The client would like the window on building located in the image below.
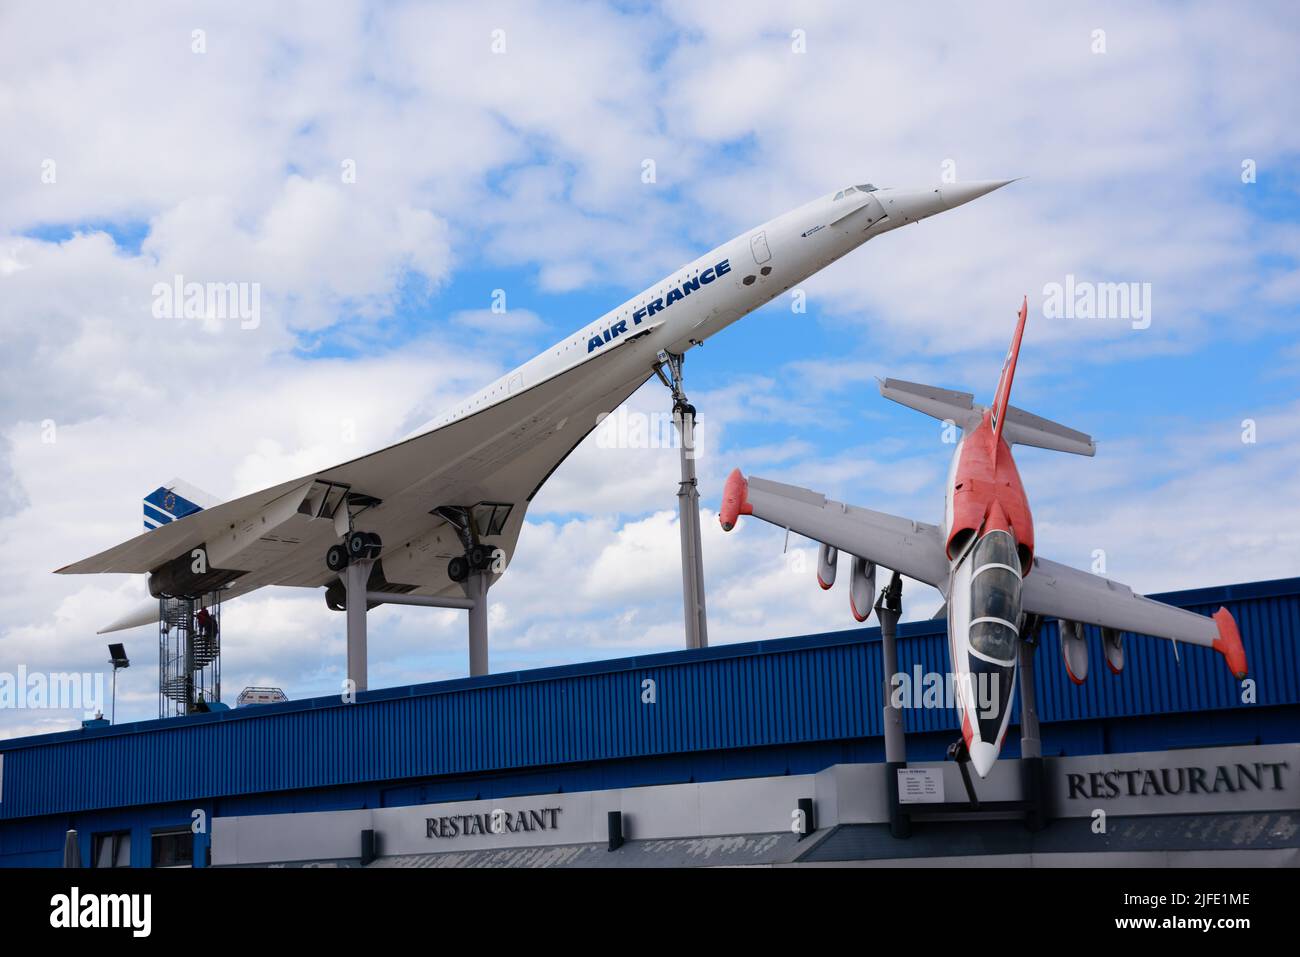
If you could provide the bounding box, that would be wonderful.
[151,827,193,868]
[93,830,131,868]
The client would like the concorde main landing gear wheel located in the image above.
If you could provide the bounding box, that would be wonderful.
[326,532,381,573]
[448,544,494,585]
[326,544,349,572]
[347,530,381,560]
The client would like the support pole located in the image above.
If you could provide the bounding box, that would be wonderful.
[1018,633,1042,759]
[658,351,708,650]
[875,570,911,838]
[465,570,489,677]
[1018,622,1047,831]
[345,558,371,693]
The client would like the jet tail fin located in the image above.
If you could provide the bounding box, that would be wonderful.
[143,478,219,532]
[989,295,1028,448]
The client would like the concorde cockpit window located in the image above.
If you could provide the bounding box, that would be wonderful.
[833,190,845,201]
[843,185,856,195]
[856,184,877,192]
[968,529,1022,662]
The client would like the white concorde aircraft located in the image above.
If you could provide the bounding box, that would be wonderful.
[59,179,1014,636]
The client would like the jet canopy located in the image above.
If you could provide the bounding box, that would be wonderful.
[968,529,1022,664]
[833,184,878,201]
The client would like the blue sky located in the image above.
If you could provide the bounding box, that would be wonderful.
[1,0,1297,734]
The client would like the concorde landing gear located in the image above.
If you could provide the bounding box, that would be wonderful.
[326,531,382,573]
[323,511,494,693]
[433,506,494,678]
[445,542,495,585]
[322,528,384,693]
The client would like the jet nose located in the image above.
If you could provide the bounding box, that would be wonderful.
[968,739,999,779]
[937,179,1018,211]
[871,179,1017,231]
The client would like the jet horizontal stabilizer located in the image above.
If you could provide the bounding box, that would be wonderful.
[998,405,1095,456]
[877,377,1094,456]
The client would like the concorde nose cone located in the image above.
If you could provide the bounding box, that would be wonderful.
[938,179,1018,211]
[968,739,999,779]
[98,599,160,634]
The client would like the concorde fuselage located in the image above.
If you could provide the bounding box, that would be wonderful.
[418,182,1007,434]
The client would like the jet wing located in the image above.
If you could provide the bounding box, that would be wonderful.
[721,472,951,592]
[1022,556,1247,677]
[58,330,666,628]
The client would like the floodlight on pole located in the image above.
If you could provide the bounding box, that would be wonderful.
[108,642,130,724]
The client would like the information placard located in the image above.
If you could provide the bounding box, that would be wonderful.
[897,767,944,804]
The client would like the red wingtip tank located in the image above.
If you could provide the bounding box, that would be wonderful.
[719,468,752,532]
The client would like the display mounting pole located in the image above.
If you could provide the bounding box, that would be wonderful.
[465,570,490,677]
[344,558,372,693]
[875,570,911,838]
[1018,615,1047,831]
[656,350,708,650]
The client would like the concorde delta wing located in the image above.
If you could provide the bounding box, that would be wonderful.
[57,332,660,616]
[719,471,950,592]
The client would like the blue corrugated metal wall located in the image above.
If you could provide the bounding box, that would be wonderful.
[1,577,1296,823]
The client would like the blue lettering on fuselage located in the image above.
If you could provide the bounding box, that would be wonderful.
[591,258,731,353]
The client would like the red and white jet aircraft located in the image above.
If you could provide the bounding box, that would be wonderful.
[720,297,1248,778]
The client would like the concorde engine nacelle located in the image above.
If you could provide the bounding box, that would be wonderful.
[817,543,837,590]
[849,556,876,623]
[147,547,244,600]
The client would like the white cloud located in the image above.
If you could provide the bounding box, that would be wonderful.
[450,307,548,339]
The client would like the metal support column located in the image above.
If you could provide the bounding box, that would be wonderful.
[1018,618,1047,831]
[657,351,708,650]
[875,570,911,838]
[344,558,371,693]
[465,570,490,677]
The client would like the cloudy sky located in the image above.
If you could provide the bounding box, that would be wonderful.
[2,1,1297,738]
